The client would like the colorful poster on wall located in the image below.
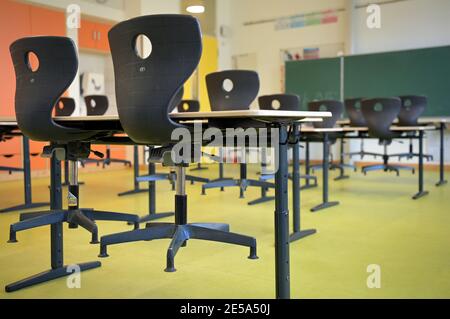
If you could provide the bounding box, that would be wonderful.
[275,9,342,31]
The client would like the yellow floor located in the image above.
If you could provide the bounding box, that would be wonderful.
[0,164,449,299]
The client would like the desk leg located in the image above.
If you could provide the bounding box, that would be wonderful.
[118,146,147,196]
[436,123,447,187]
[290,124,316,243]
[0,136,49,213]
[334,137,350,181]
[274,125,290,299]
[300,141,316,190]
[413,131,429,200]
[132,161,174,224]
[311,133,339,212]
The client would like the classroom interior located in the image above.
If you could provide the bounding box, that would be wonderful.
[0,0,449,299]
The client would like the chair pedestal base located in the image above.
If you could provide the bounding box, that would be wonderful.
[99,222,258,272]
[289,229,317,243]
[10,209,139,245]
[310,201,339,212]
[362,164,415,176]
[202,178,273,198]
[132,212,175,224]
[5,261,101,293]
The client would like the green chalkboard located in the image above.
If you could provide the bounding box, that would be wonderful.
[344,46,450,117]
[285,57,341,111]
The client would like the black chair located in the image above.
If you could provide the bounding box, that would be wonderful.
[391,95,433,162]
[98,15,257,272]
[83,95,132,168]
[55,97,76,116]
[361,98,415,175]
[307,100,356,179]
[6,36,140,292]
[344,97,381,159]
[248,94,318,205]
[200,70,274,198]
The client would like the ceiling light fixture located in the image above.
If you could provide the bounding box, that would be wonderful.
[186,5,205,14]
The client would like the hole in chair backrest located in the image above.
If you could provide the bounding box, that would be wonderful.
[26,51,39,72]
[182,102,189,111]
[354,100,361,110]
[222,79,234,93]
[134,34,152,60]
[58,101,64,110]
[319,104,328,112]
[404,99,412,111]
[271,99,281,110]
[90,99,97,108]
[374,102,383,112]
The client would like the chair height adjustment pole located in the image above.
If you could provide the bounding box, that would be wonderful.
[175,166,187,226]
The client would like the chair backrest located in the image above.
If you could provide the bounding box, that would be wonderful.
[108,15,202,145]
[55,97,76,116]
[361,97,401,140]
[10,36,93,142]
[308,100,343,128]
[85,95,109,116]
[398,95,427,126]
[258,94,300,111]
[206,70,259,111]
[178,100,200,113]
[345,98,366,127]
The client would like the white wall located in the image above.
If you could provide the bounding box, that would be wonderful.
[353,0,450,54]
[221,0,347,96]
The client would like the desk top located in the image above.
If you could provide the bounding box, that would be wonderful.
[338,117,449,126]
[1,110,331,128]
[301,126,436,133]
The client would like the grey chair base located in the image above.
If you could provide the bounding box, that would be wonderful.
[311,163,356,181]
[413,191,429,200]
[202,178,273,198]
[346,151,381,159]
[9,209,139,245]
[393,153,433,162]
[362,164,415,176]
[99,222,258,272]
[5,260,101,293]
[103,158,132,168]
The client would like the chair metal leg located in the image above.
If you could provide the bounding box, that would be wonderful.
[165,226,190,272]
[9,210,66,243]
[186,175,210,184]
[67,210,99,244]
[190,222,230,232]
[202,179,238,194]
[187,225,258,258]
[99,224,175,257]
[82,209,139,229]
